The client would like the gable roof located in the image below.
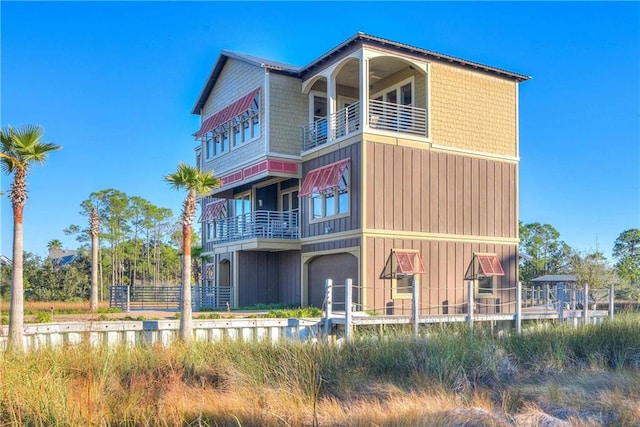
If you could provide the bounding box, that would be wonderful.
[192,32,530,115]
[191,50,299,114]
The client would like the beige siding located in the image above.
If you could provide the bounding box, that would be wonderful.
[269,73,306,156]
[430,62,517,157]
[365,141,517,239]
[199,59,268,176]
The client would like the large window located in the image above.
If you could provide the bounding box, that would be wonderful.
[310,166,349,220]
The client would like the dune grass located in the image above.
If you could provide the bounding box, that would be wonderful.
[1,314,639,426]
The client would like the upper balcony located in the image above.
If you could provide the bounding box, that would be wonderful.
[303,100,428,151]
[204,209,300,253]
[301,51,430,153]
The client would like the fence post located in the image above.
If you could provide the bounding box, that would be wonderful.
[412,276,419,338]
[345,278,352,342]
[126,286,130,313]
[467,281,474,329]
[324,279,333,339]
[515,281,522,334]
[558,283,565,323]
[609,284,615,320]
[583,282,589,325]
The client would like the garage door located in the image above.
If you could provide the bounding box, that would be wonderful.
[307,253,358,309]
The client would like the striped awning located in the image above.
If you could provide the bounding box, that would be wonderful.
[298,158,350,196]
[464,253,505,279]
[194,87,260,138]
[199,199,226,223]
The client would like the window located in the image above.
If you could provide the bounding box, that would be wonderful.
[299,160,350,221]
[464,253,505,299]
[372,77,414,106]
[196,88,260,157]
[379,249,426,300]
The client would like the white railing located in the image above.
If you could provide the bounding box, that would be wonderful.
[212,209,299,243]
[368,99,427,136]
[302,99,427,151]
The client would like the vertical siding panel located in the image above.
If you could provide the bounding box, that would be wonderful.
[438,241,447,312]
[455,241,464,310]
[384,144,394,230]
[463,156,472,235]
[422,150,430,232]
[429,240,439,315]
[373,143,384,229]
[510,164,516,238]
[438,153,447,234]
[447,154,456,234]
[446,241,456,314]
[479,159,487,237]
[487,161,495,237]
[412,149,422,232]
[430,153,439,233]
[403,147,413,231]
[471,158,479,236]
[394,147,404,230]
[503,163,511,238]
[494,163,503,237]
[455,156,464,235]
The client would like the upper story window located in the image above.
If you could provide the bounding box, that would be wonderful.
[372,77,414,106]
[195,88,260,160]
[299,158,350,222]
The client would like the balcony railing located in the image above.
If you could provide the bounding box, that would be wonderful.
[368,99,427,136]
[210,209,299,244]
[302,100,427,151]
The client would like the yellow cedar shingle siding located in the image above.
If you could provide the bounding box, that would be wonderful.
[430,62,517,157]
[268,74,306,156]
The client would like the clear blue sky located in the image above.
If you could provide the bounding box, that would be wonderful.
[1,1,639,261]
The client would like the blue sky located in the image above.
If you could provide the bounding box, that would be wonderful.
[1,1,639,261]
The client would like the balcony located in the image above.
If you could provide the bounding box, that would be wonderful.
[209,209,299,245]
[302,100,427,151]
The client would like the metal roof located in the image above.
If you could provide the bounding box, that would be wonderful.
[531,274,577,283]
[192,32,531,115]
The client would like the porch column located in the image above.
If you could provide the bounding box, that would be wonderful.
[360,55,369,128]
[328,74,337,140]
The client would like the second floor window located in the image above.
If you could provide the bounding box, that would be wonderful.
[299,158,351,222]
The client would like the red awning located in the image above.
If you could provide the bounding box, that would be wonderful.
[199,199,226,223]
[464,253,505,279]
[298,158,350,196]
[194,88,260,138]
[379,249,426,279]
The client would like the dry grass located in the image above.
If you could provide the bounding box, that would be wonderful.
[0,300,111,313]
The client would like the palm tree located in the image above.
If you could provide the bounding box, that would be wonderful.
[47,239,63,258]
[1,124,60,350]
[89,206,100,311]
[164,163,220,341]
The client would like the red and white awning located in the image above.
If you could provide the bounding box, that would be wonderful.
[379,249,426,279]
[298,158,350,196]
[464,252,505,279]
[198,199,226,223]
[194,87,260,138]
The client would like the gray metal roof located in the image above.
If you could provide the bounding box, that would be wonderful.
[531,274,577,283]
[192,32,531,115]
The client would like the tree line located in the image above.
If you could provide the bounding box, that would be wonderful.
[519,222,640,299]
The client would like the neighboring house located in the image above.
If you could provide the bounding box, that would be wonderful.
[48,249,79,268]
[0,255,11,267]
[192,32,530,312]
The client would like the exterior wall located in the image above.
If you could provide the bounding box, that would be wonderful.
[238,251,300,306]
[364,140,517,239]
[268,73,306,156]
[364,237,518,315]
[430,62,517,157]
[300,141,362,238]
[199,58,267,176]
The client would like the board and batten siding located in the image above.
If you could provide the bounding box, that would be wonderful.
[238,251,301,306]
[300,142,362,238]
[365,237,518,315]
[365,141,517,239]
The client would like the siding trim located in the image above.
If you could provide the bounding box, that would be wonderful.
[363,229,519,246]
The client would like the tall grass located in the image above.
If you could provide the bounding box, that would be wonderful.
[0,315,638,426]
